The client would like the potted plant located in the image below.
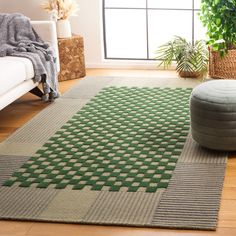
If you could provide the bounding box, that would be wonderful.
[199,0,236,79]
[42,0,79,38]
[155,36,208,78]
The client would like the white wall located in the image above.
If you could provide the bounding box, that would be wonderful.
[70,0,157,68]
[70,0,105,68]
[0,0,50,20]
[0,0,157,68]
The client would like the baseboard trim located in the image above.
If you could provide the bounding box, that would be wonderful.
[85,61,176,70]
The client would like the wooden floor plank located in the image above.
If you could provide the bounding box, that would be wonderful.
[221,187,236,200]
[24,224,236,236]
[0,221,33,236]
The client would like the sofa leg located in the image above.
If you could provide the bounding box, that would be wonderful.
[30,87,44,98]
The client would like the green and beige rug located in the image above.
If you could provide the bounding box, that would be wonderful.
[0,76,227,230]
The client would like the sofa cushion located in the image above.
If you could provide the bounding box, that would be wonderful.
[0,57,34,96]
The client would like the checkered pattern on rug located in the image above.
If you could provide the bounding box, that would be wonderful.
[4,87,192,192]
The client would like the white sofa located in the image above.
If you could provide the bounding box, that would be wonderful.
[0,21,60,111]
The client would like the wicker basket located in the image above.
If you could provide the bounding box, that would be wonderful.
[209,49,236,79]
[178,71,202,78]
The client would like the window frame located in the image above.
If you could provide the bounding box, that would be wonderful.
[103,0,201,60]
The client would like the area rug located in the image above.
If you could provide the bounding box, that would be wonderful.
[0,76,227,230]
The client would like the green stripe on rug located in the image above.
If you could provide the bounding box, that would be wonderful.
[3,87,192,192]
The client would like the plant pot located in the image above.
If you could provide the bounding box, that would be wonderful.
[56,19,72,38]
[178,71,202,78]
[209,49,236,79]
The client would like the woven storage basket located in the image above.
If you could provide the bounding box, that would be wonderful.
[209,49,236,79]
[178,71,201,78]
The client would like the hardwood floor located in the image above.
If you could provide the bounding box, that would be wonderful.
[0,69,236,236]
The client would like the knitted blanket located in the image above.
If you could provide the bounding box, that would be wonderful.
[0,13,59,100]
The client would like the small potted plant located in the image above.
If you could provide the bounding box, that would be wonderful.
[42,0,79,38]
[155,36,208,78]
[199,0,236,79]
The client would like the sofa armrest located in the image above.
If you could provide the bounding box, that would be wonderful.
[31,21,60,72]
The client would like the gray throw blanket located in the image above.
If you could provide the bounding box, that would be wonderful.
[0,13,59,100]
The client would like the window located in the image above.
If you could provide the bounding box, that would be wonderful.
[103,0,206,60]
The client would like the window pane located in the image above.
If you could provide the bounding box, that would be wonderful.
[148,0,192,9]
[148,10,192,59]
[194,11,206,40]
[194,0,201,9]
[105,0,146,8]
[105,9,147,58]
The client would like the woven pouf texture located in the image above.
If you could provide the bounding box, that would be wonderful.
[190,80,236,151]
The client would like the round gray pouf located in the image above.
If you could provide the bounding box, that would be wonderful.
[190,80,236,151]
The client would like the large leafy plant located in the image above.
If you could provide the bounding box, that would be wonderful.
[199,0,236,56]
[155,36,208,76]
